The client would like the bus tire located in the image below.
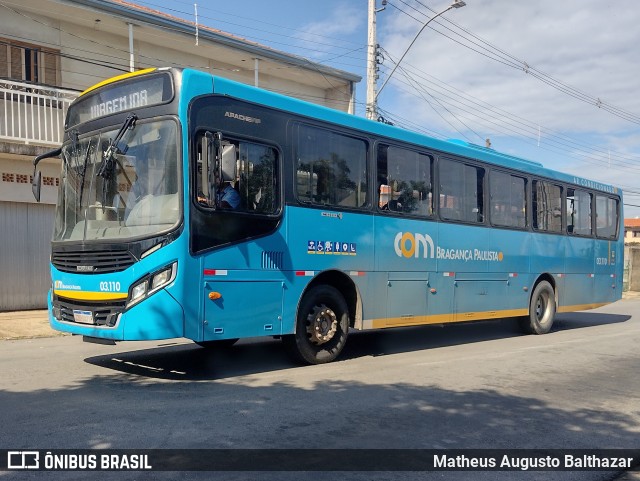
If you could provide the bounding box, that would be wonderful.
[283,285,349,365]
[196,338,239,349]
[520,280,556,335]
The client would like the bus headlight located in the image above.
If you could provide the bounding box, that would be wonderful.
[127,262,177,308]
[151,265,173,290]
[130,281,148,305]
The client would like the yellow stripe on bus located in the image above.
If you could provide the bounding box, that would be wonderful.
[365,308,529,330]
[365,302,612,329]
[79,68,157,97]
[557,303,608,313]
[54,290,128,302]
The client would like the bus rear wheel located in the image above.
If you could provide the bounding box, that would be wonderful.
[283,285,349,365]
[520,280,556,335]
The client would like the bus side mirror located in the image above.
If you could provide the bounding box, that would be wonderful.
[220,144,237,182]
[198,132,237,208]
[32,170,42,203]
[198,132,218,209]
[32,147,60,203]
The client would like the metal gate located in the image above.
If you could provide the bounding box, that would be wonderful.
[0,201,54,311]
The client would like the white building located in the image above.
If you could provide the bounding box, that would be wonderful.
[0,0,360,310]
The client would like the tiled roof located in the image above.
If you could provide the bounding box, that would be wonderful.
[624,218,640,228]
[110,0,263,50]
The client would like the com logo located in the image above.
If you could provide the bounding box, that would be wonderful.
[394,232,435,259]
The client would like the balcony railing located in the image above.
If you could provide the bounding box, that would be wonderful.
[0,79,78,147]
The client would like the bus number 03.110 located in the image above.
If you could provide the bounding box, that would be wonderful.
[99,281,121,292]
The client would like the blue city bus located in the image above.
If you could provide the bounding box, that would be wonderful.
[32,67,624,364]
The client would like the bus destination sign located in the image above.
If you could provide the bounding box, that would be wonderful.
[67,74,172,127]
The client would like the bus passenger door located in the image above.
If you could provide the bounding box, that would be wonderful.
[203,281,283,340]
[562,237,595,309]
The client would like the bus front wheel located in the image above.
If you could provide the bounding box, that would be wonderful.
[520,280,556,335]
[283,285,349,364]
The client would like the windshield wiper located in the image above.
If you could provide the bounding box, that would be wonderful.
[70,129,79,158]
[97,114,137,208]
[77,140,93,208]
[97,114,137,179]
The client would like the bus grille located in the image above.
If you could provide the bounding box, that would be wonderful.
[52,249,135,274]
[53,298,127,327]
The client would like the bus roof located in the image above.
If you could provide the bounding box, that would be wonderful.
[205,72,619,195]
[120,68,623,196]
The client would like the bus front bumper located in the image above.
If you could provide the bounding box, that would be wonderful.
[48,288,185,341]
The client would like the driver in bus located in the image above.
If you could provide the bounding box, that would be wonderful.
[217,179,241,209]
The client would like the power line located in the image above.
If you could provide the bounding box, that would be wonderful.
[386,0,640,126]
[382,66,640,175]
[379,57,640,170]
[4,0,639,190]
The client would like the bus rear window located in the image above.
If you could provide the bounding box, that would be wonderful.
[596,195,619,239]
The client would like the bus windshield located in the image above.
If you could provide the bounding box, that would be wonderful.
[53,119,180,242]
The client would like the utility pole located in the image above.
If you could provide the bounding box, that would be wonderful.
[370,0,465,121]
[366,0,385,120]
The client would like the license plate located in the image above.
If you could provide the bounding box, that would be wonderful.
[73,310,94,324]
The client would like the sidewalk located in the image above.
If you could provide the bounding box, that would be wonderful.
[0,309,65,340]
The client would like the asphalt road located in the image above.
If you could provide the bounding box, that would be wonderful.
[1,299,639,481]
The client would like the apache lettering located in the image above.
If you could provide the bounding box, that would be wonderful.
[224,111,261,124]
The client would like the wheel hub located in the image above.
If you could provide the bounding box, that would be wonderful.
[306,304,338,345]
[535,292,549,322]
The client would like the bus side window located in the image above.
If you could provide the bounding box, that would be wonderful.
[196,134,278,214]
[490,171,526,229]
[566,188,592,236]
[237,141,278,214]
[377,144,433,216]
[296,125,368,209]
[532,180,563,232]
[439,158,484,223]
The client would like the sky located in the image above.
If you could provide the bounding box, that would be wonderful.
[142,0,640,217]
